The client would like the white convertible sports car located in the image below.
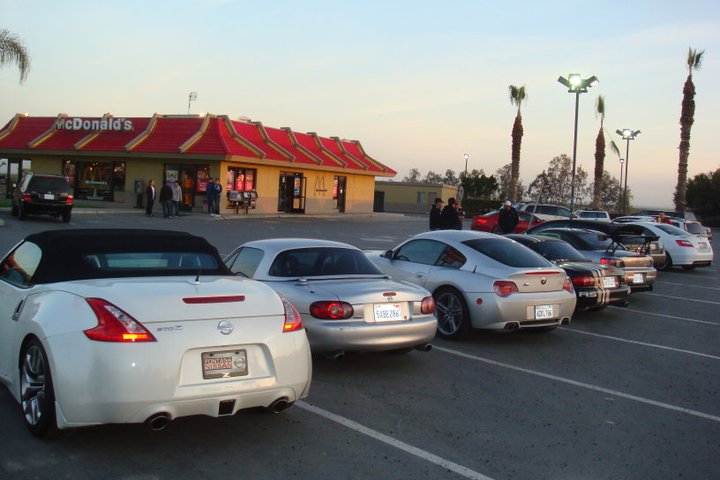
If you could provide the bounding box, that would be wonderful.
[0,229,312,437]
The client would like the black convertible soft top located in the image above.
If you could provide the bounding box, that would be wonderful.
[23,229,233,284]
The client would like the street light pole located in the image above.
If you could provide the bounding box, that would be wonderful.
[616,129,641,215]
[463,153,469,178]
[558,74,598,213]
[618,157,625,212]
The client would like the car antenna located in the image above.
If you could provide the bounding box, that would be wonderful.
[195,268,201,284]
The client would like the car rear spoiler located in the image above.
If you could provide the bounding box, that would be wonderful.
[602,224,658,255]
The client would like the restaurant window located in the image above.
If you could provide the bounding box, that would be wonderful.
[226,167,256,192]
[74,161,126,201]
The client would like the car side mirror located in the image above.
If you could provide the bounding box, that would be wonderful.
[381,249,394,259]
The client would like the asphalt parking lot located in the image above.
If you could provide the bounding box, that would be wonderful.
[1,211,718,480]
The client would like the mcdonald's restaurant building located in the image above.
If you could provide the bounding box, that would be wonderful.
[0,114,395,215]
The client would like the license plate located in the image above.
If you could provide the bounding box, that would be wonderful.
[373,303,403,322]
[632,273,644,284]
[698,242,707,250]
[602,276,617,288]
[43,193,55,200]
[534,305,554,319]
[201,349,247,379]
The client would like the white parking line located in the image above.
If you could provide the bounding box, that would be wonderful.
[609,306,719,326]
[297,401,494,480]
[434,346,720,424]
[558,327,720,360]
[655,280,720,291]
[643,293,720,305]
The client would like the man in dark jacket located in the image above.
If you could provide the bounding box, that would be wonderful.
[440,198,460,230]
[160,181,174,218]
[429,197,443,230]
[498,201,519,234]
[144,179,155,217]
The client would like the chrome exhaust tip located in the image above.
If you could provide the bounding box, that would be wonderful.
[504,322,520,331]
[561,317,571,325]
[146,413,171,431]
[268,397,291,413]
[415,343,432,352]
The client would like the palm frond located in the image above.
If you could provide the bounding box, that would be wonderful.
[0,28,31,83]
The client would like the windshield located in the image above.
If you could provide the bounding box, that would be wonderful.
[269,247,383,277]
[462,238,552,268]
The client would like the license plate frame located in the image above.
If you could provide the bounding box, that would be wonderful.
[534,304,554,320]
[201,349,248,379]
[632,273,644,284]
[373,303,403,322]
[42,193,55,200]
[602,276,617,288]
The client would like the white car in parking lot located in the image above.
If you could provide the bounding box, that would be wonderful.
[0,229,312,437]
[633,222,713,270]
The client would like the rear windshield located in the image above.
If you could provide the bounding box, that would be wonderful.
[83,252,219,271]
[654,224,691,236]
[29,176,71,192]
[573,231,614,249]
[534,241,588,262]
[462,238,551,268]
[685,223,706,234]
[269,247,383,277]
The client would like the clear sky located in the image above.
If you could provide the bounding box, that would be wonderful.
[2,0,718,209]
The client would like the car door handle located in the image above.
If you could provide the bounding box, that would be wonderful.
[414,272,425,279]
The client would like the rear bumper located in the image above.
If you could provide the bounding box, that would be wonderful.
[304,314,438,353]
[21,201,72,215]
[468,291,577,330]
[576,285,631,309]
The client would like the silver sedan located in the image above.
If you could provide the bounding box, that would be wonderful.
[224,239,437,356]
[366,230,577,339]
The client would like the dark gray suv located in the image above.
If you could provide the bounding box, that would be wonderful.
[11,172,74,222]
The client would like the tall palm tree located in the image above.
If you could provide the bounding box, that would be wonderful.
[675,47,704,213]
[0,28,31,83]
[508,84,526,202]
[592,96,607,209]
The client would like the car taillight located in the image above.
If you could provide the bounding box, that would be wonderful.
[676,239,694,247]
[280,295,303,332]
[600,258,617,266]
[474,218,488,225]
[420,296,435,314]
[563,277,574,293]
[65,194,74,204]
[572,275,596,287]
[493,281,518,297]
[22,194,31,201]
[84,298,156,342]
[309,301,354,320]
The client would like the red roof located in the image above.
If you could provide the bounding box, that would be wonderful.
[0,114,395,176]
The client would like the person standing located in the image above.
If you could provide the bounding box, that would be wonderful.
[455,201,466,230]
[656,211,672,224]
[429,197,443,230]
[213,178,222,215]
[171,180,182,217]
[144,179,156,217]
[206,178,217,215]
[160,181,174,218]
[440,197,460,230]
[498,200,519,234]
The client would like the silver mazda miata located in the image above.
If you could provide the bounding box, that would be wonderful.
[224,238,437,356]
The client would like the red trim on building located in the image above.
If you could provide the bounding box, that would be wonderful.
[0,114,396,176]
